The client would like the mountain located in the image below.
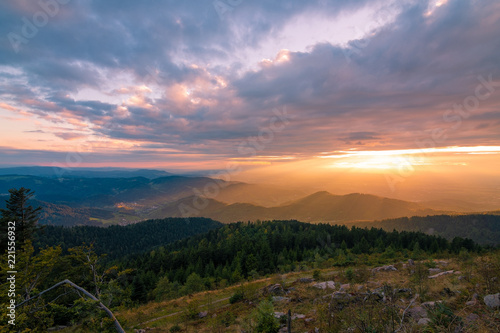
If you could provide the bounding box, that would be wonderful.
[151,191,442,223]
[0,174,312,225]
[212,182,311,207]
[0,166,173,179]
[419,198,497,213]
[347,214,500,245]
[0,175,229,208]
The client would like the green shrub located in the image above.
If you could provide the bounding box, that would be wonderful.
[345,267,354,282]
[255,300,280,333]
[229,290,245,304]
[313,269,322,281]
[170,324,182,332]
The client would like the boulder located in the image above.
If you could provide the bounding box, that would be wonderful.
[465,300,476,306]
[297,277,314,283]
[292,314,306,320]
[266,284,285,295]
[313,281,335,290]
[332,291,353,300]
[422,301,441,308]
[407,306,427,320]
[372,265,397,273]
[436,260,449,266]
[428,268,442,274]
[273,311,286,318]
[417,318,431,326]
[428,270,454,279]
[484,293,500,308]
[340,283,350,291]
[465,313,479,322]
[198,311,208,318]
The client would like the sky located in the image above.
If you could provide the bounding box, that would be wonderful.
[0,0,499,196]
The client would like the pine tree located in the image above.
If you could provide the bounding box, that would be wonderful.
[0,187,42,251]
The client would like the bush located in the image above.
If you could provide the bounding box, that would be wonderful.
[255,300,280,333]
[345,267,354,282]
[427,303,462,331]
[313,269,322,281]
[170,324,182,332]
[229,290,245,304]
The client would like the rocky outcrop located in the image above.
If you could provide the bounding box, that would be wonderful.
[313,281,335,290]
[372,265,397,273]
[484,293,500,308]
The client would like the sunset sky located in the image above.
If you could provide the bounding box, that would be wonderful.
[0,0,499,185]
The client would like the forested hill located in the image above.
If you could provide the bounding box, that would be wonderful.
[34,217,222,259]
[119,220,478,303]
[349,214,500,246]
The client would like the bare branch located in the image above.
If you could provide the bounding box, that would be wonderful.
[15,279,125,333]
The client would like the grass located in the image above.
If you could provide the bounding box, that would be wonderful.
[57,253,500,332]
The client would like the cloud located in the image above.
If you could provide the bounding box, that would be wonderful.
[0,0,499,167]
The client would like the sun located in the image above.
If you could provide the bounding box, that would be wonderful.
[330,155,416,170]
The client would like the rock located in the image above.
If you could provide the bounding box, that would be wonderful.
[332,291,353,300]
[297,277,314,283]
[454,271,462,275]
[465,313,479,322]
[428,270,454,279]
[340,283,350,291]
[272,296,290,302]
[366,281,382,289]
[465,300,476,306]
[274,311,286,318]
[292,314,306,320]
[408,259,415,266]
[437,260,449,266]
[484,293,500,308]
[305,318,314,323]
[429,268,442,274]
[407,306,427,320]
[472,293,479,300]
[278,328,288,333]
[418,318,431,326]
[198,311,208,318]
[372,265,398,273]
[313,281,335,290]
[266,284,285,295]
[422,301,442,308]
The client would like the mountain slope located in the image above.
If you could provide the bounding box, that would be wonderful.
[348,214,500,245]
[153,191,442,223]
[34,217,223,259]
[0,166,173,179]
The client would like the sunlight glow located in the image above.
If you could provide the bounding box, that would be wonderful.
[318,146,500,170]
